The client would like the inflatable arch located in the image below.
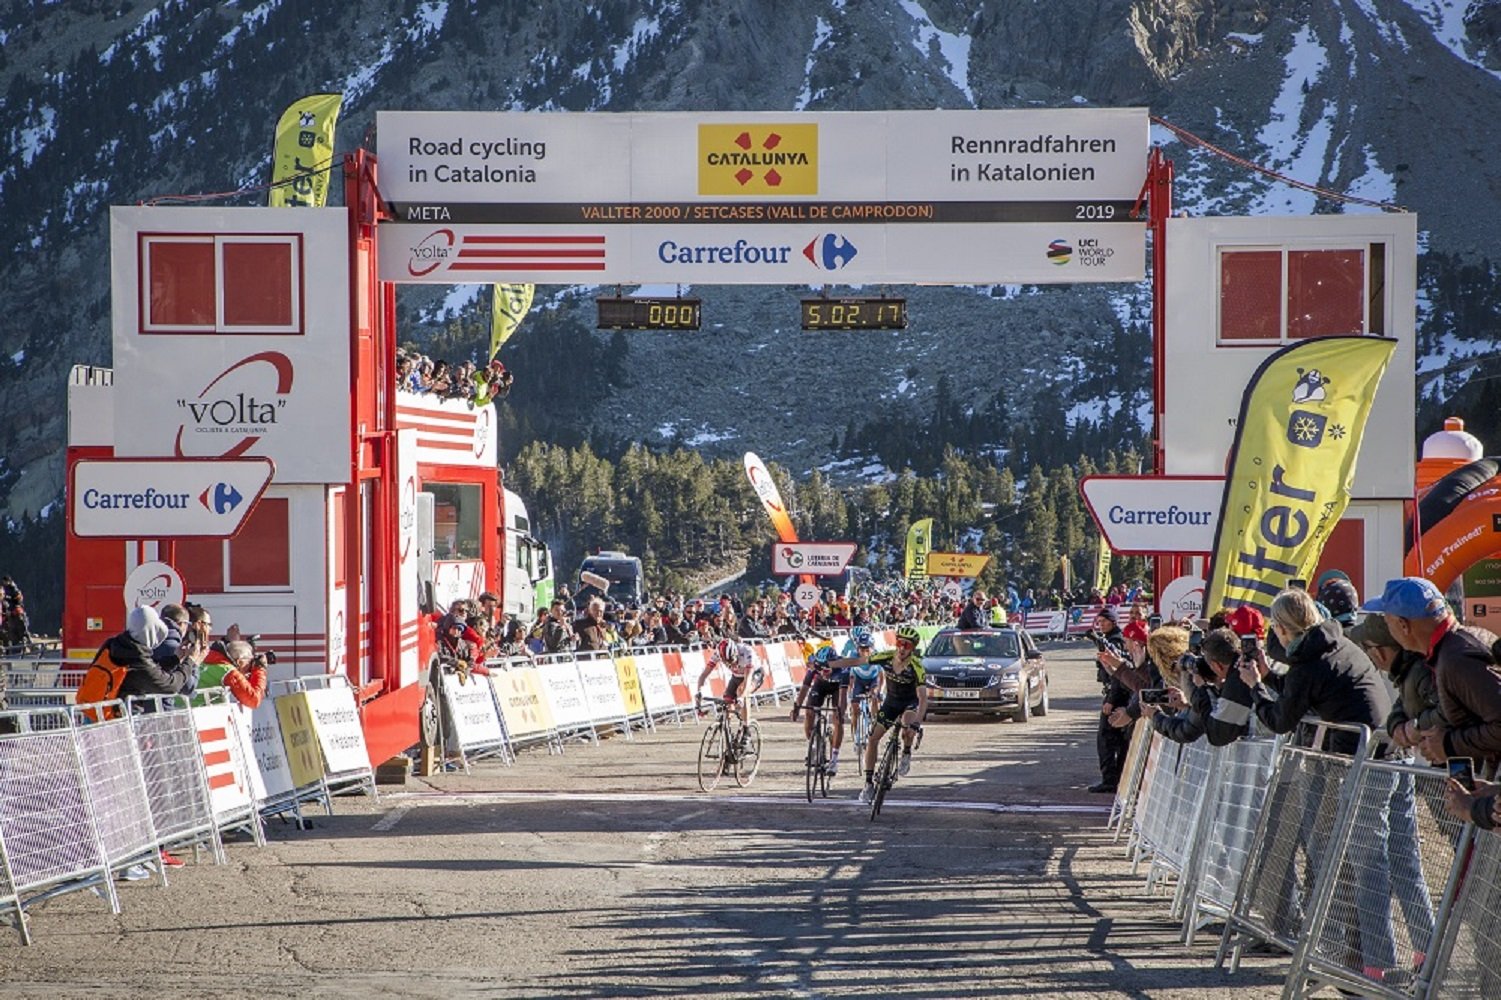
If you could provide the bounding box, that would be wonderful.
[1405,457,1501,592]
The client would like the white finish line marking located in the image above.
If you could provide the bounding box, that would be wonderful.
[382,789,1109,815]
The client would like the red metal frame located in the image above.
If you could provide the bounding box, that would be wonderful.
[1135,146,1178,599]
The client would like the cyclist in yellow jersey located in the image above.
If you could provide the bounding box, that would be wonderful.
[831,624,929,803]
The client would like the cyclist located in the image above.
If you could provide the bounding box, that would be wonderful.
[843,627,881,741]
[791,643,850,775]
[836,624,929,804]
[695,637,760,728]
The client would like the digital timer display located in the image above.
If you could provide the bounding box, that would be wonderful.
[801,297,907,331]
[596,297,702,331]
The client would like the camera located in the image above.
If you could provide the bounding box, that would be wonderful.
[1148,614,1161,629]
[1188,629,1203,653]
[1289,578,1307,591]
[1240,634,1260,657]
[1139,688,1171,706]
[1085,630,1107,652]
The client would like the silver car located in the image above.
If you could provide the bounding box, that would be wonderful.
[923,627,1049,722]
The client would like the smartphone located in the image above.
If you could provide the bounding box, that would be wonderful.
[1449,757,1477,792]
[1188,630,1203,653]
[1241,635,1260,657]
[1148,615,1162,629]
[1140,688,1170,705]
[1289,578,1307,591]
[1090,633,1108,652]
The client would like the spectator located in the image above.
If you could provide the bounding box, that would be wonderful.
[1088,606,1129,793]
[1192,626,1258,745]
[958,590,990,630]
[542,599,575,653]
[1317,576,1361,632]
[1136,626,1194,741]
[574,597,609,652]
[662,609,693,646]
[154,604,205,694]
[198,640,270,708]
[115,606,195,702]
[1362,577,1501,770]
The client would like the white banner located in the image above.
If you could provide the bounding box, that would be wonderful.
[194,703,254,818]
[302,685,371,775]
[376,109,1147,285]
[632,651,676,715]
[535,658,593,730]
[576,655,628,721]
[441,672,506,748]
[110,207,352,483]
[771,542,857,576]
[73,458,275,538]
[234,701,295,801]
[1079,475,1224,555]
[760,643,795,691]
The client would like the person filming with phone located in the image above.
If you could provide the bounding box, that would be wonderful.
[1085,606,1133,793]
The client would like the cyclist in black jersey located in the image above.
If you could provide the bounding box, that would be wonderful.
[831,624,929,803]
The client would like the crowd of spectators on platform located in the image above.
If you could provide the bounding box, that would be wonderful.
[0,575,30,652]
[395,347,513,404]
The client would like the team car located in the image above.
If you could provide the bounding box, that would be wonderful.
[922,627,1049,722]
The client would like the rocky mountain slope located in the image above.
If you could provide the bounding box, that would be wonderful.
[2,0,1500,530]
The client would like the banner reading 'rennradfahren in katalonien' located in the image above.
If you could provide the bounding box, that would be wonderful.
[905,518,933,580]
[269,93,343,208]
[1205,335,1397,613]
[489,283,535,362]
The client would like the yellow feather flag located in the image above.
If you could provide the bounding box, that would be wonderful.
[1093,534,1111,595]
[269,93,343,208]
[489,283,536,362]
[1205,335,1397,613]
[905,518,933,580]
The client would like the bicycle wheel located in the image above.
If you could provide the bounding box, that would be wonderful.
[853,701,871,753]
[734,721,762,786]
[697,723,726,792]
[818,718,833,798]
[804,723,823,803]
[870,737,898,820]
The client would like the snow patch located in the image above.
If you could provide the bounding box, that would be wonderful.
[17,106,56,167]
[1406,0,1501,80]
[1252,26,1333,214]
[796,16,835,110]
[898,0,973,104]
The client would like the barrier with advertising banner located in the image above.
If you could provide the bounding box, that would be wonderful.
[760,642,794,695]
[678,646,718,699]
[661,649,695,709]
[302,683,378,798]
[532,656,590,740]
[193,700,264,844]
[611,654,650,730]
[491,661,559,748]
[576,652,633,735]
[632,650,680,720]
[440,671,510,768]
[273,691,327,790]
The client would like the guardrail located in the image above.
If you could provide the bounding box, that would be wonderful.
[1118,715,1501,998]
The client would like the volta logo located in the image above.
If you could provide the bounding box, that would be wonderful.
[199,482,244,515]
[803,234,858,271]
[174,351,293,459]
[747,465,785,513]
[1046,239,1073,266]
[698,123,818,196]
[409,228,455,277]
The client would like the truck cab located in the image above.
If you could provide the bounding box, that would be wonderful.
[578,551,643,607]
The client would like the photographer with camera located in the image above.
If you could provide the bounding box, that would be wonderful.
[1085,607,1132,793]
[197,639,271,709]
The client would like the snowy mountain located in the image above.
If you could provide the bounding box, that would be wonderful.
[2,0,1500,529]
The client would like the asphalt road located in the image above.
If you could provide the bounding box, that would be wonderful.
[0,642,1293,999]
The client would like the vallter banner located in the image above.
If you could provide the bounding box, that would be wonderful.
[905,518,934,580]
[489,283,535,362]
[269,93,343,208]
[1205,335,1397,613]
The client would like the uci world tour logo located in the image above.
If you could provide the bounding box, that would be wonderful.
[1046,239,1073,266]
[174,351,293,458]
[803,233,858,271]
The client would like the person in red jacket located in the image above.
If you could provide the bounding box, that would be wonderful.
[199,640,270,709]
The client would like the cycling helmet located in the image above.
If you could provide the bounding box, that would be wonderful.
[896,624,921,647]
[851,625,873,647]
[811,644,835,665]
[717,638,735,660]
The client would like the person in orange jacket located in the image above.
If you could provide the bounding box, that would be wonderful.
[198,639,270,709]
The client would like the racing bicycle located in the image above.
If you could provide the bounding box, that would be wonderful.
[798,703,838,802]
[869,717,923,821]
[695,696,762,792]
[850,690,875,755]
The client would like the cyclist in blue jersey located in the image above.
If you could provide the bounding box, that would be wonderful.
[844,628,882,739]
[791,644,850,775]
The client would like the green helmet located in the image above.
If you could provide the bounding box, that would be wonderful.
[896,624,921,646]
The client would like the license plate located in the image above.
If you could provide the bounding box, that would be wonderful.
[942,688,981,699]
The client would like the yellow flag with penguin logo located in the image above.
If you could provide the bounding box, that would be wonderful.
[905,518,933,580]
[269,93,342,208]
[1093,534,1111,595]
[1205,335,1397,614]
[489,283,535,362]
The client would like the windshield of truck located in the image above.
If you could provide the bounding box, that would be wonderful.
[581,559,640,586]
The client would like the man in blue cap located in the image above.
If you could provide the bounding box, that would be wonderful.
[1362,577,1501,769]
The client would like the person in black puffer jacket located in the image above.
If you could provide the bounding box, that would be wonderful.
[114,605,195,703]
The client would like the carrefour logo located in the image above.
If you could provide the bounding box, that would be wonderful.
[199,482,244,514]
[803,233,858,271]
[657,238,792,265]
